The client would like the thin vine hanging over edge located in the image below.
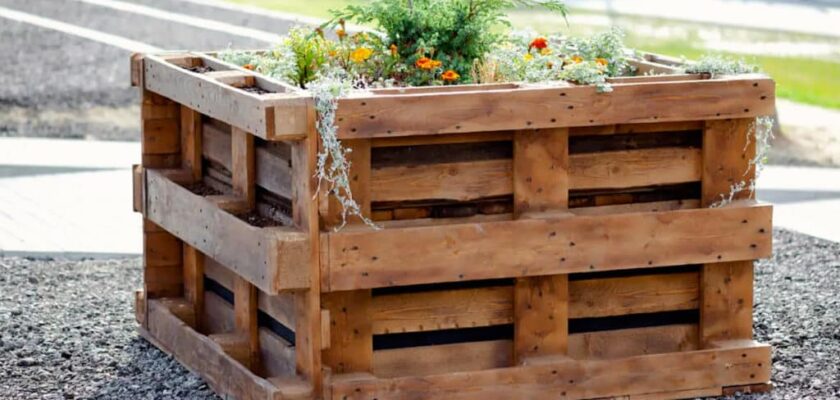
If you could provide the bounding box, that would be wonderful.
[710,116,775,208]
[309,73,380,231]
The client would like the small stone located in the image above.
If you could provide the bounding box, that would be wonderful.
[28,276,38,284]
[17,358,40,367]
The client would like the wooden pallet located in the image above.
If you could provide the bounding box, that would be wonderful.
[131,51,775,400]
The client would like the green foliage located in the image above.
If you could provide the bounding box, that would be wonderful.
[557,27,631,77]
[683,55,759,77]
[325,0,567,83]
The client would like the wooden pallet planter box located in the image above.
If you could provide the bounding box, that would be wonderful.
[132,51,775,400]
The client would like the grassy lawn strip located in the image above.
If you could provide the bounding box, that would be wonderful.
[226,0,840,110]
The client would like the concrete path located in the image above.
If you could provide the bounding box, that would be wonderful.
[1,138,838,258]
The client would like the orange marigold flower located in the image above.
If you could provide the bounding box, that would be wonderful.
[243,64,255,70]
[416,57,441,70]
[441,69,460,82]
[336,29,347,40]
[571,55,583,64]
[529,37,548,50]
[390,44,398,57]
[595,57,609,66]
[350,47,373,63]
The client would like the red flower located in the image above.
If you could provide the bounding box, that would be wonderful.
[529,37,548,51]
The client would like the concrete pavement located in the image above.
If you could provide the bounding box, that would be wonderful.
[1,137,838,258]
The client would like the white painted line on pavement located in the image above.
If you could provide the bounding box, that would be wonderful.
[0,138,139,169]
[76,0,284,43]
[0,5,162,53]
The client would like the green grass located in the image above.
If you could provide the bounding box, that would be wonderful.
[227,0,840,110]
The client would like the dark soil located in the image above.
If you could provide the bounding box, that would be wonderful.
[241,86,272,95]
[235,211,284,227]
[184,65,215,74]
[184,182,224,197]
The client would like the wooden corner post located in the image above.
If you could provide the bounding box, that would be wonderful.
[321,139,374,376]
[700,118,757,346]
[512,128,570,363]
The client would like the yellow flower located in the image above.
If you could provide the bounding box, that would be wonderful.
[571,55,583,64]
[540,48,552,56]
[523,53,534,61]
[390,44,398,57]
[595,58,609,66]
[350,47,373,63]
[441,69,460,82]
[336,29,347,40]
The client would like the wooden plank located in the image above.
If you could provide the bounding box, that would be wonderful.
[514,275,569,363]
[232,127,256,208]
[182,244,205,331]
[371,131,513,148]
[569,272,699,318]
[571,199,700,216]
[204,291,235,334]
[331,341,771,399]
[371,286,512,335]
[234,276,260,372]
[144,230,183,298]
[144,55,301,140]
[330,75,775,139]
[513,128,569,216]
[144,169,310,293]
[290,128,323,388]
[323,140,371,228]
[143,299,285,400]
[322,291,373,373]
[369,147,700,203]
[180,105,203,181]
[324,202,772,291]
[373,340,512,378]
[133,165,144,213]
[628,386,722,400]
[567,324,698,360]
[260,329,296,378]
[700,118,757,347]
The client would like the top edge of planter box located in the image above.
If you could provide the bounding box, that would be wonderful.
[132,51,776,142]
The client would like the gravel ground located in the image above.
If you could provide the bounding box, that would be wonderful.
[0,228,838,399]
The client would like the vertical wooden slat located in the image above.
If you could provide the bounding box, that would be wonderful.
[700,119,756,346]
[292,121,323,389]
[234,275,260,373]
[322,291,373,373]
[182,244,205,332]
[512,128,570,364]
[320,139,375,375]
[180,105,203,181]
[232,127,256,208]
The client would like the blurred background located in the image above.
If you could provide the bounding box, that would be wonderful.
[0,1,838,398]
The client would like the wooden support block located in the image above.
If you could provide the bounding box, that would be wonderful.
[324,139,371,228]
[234,276,259,373]
[231,127,255,208]
[700,118,758,347]
[209,333,251,371]
[514,275,569,364]
[132,164,144,213]
[144,230,183,298]
[182,244,205,332]
[180,105,203,182]
[513,128,570,364]
[322,290,373,374]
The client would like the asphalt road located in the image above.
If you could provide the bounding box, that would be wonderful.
[0,0,301,140]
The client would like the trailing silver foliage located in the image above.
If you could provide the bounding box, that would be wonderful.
[710,116,775,208]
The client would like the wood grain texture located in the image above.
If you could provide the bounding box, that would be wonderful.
[232,127,256,208]
[569,272,699,318]
[332,75,774,138]
[567,324,698,360]
[143,299,294,400]
[323,140,371,228]
[514,275,569,363]
[234,276,260,372]
[324,202,772,291]
[144,230,183,298]
[182,244,205,332]
[701,119,756,206]
[331,341,771,399]
[368,147,699,203]
[322,291,373,373]
[180,105,203,181]
[513,128,569,216]
[144,169,309,293]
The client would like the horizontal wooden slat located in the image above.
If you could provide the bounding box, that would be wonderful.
[371,286,513,334]
[204,257,297,329]
[144,169,309,293]
[329,75,774,138]
[332,340,771,399]
[369,271,698,334]
[370,324,699,378]
[323,202,772,291]
[144,299,291,400]
[369,147,700,203]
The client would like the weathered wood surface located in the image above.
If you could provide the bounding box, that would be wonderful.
[323,202,771,291]
[331,75,774,138]
[144,169,309,293]
[331,341,770,399]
